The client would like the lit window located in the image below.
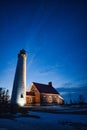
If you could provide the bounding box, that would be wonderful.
[29,97,32,103]
[49,96,52,103]
[54,96,57,102]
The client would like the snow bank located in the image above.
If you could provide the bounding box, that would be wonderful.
[0,111,87,130]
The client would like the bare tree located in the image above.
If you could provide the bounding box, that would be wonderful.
[78,94,85,104]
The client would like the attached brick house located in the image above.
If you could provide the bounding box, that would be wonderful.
[26,82,64,105]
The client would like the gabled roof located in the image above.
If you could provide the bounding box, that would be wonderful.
[32,82,59,94]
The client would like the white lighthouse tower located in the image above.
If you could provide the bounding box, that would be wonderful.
[11,49,27,106]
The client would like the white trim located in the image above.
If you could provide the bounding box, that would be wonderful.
[58,95,64,100]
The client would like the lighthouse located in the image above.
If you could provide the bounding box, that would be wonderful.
[11,49,27,106]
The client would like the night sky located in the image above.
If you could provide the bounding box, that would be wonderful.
[0,0,87,101]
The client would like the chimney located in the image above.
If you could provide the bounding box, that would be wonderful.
[48,82,52,86]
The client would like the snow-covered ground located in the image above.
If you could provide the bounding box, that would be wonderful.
[0,111,87,130]
[24,105,87,113]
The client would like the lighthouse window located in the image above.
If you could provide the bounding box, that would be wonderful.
[21,94,23,98]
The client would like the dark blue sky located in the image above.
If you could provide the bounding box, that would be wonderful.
[0,0,87,99]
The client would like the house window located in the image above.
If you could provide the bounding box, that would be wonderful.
[54,96,57,102]
[49,96,52,103]
[31,88,35,92]
[42,96,46,103]
[21,94,23,98]
[29,97,32,103]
